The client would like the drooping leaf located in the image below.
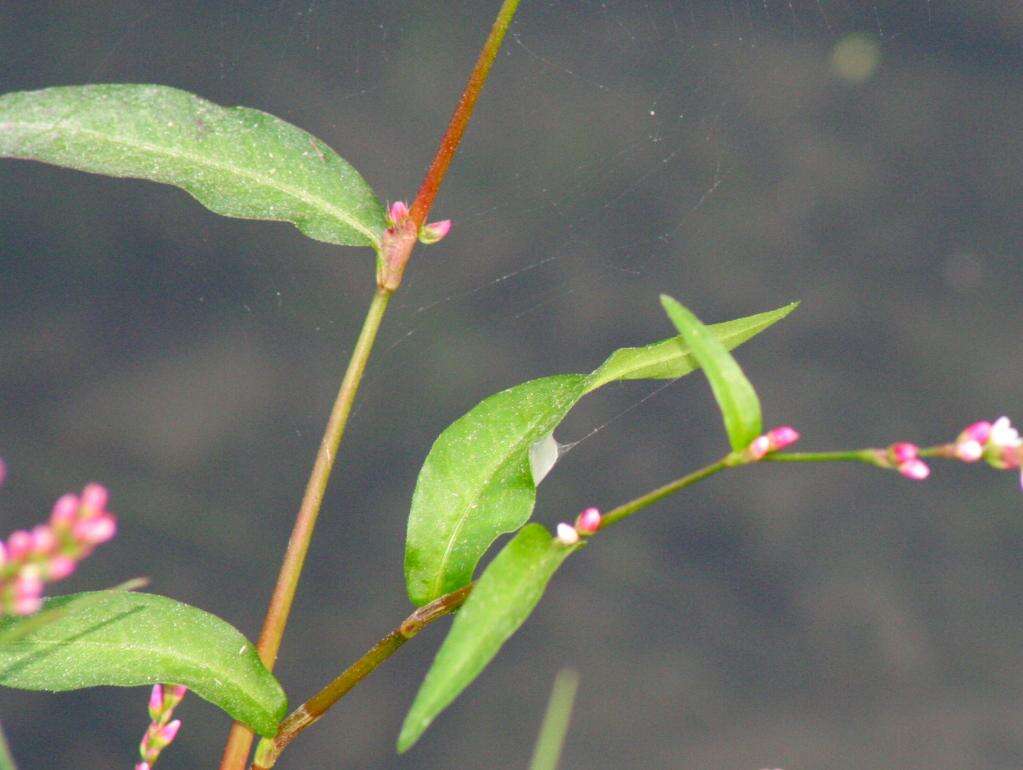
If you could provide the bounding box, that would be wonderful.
[404,303,796,605]
[0,84,386,249]
[398,524,577,753]
[659,295,763,450]
[528,669,580,770]
[0,591,287,736]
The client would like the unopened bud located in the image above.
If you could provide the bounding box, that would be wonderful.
[555,523,580,545]
[419,219,452,244]
[898,458,930,481]
[388,200,409,226]
[574,507,602,534]
[889,442,919,464]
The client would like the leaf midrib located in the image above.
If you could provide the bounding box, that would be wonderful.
[0,633,262,706]
[3,119,380,247]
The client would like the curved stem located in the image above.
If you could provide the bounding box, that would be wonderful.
[599,459,729,530]
[251,585,473,770]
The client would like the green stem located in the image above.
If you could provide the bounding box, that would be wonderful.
[218,287,391,770]
[599,460,729,529]
[251,585,473,770]
[246,437,954,765]
[763,449,882,464]
[220,2,525,765]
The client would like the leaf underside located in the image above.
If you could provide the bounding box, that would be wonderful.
[0,84,386,249]
[404,302,797,606]
[0,591,287,736]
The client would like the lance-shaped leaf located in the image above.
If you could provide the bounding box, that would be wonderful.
[398,524,577,753]
[659,295,762,451]
[0,591,287,737]
[0,84,386,248]
[404,302,797,605]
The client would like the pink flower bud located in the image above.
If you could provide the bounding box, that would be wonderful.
[889,442,919,464]
[555,522,580,545]
[419,219,452,244]
[166,684,187,704]
[46,555,77,581]
[574,507,602,534]
[15,566,43,598]
[0,458,6,487]
[73,514,117,545]
[898,458,930,481]
[767,426,800,451]
[148,684,165,719]
[80,483,109,512]
[31,525,57,555]
[954,439,984,463]
[158,719,182,744]
[388,200,409,225]
[960,420,992,445]
[7,530,32,560]
[0,541,6,569]
[748,435,772,460]
[135,764,151,770]
[50,494,80,528]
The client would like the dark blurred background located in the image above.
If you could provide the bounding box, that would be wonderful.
[2,2,1022,768]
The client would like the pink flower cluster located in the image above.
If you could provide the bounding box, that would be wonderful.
[0,480,117,616]
[954,417,1023,488]
[886,442,930,481]
[135,684,186,770]
[387,201,452,245]
[555,507,603,545]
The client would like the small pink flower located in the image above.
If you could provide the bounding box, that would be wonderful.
[148,684,166,719]
[157,720,182,744]
[767,426,801,451]
[747,426,800,460]
[31,524,57,554]
[889,442,919,464]
[50,493,79,527]
[898,458,931,481]
[555,523,580,545]
[388,200,410,226]
[80,483,109,512]
[959,421,992,445]
[73,514,117,545]
[574,507,602,534]
[47,555,77,581]
[419,219,452,244]
[954,439,984,463]
[7,530,32,560]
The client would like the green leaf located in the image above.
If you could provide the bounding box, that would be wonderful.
[398,524,577,753]
[659,295,763,450]
[0,591,287,736]
[0,84,386,249]
[586,302,798,391]
[528,669,580,770]
[404,303,796,605]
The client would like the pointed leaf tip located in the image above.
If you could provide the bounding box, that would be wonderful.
[659,295,763,450]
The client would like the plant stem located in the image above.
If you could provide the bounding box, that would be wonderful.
[251,585,473,770]
[219,1,524,765]
[599,460,730,529]
[218,286,391,770]
[408,0,521,229]
[0,722,17,770]
[763,449,882,464]
[247,437,951,764]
